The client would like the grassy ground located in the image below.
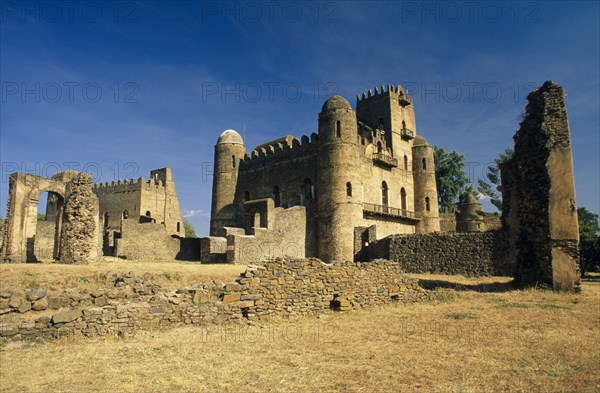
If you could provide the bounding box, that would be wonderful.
[0,264,598,393]
[0,259,246,291]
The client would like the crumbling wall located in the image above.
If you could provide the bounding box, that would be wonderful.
[59,173,99,264]
[368,231,508,276]
[0,258,435,343]
[115,220,180,260]
[501,81,580,292]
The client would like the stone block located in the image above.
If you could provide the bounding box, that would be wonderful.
[52,309,82,324]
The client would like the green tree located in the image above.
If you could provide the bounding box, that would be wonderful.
[433,146,471,210]
[183,220,196,238]
[478,148,514,211]
[37,213,46,221]
[578,207,600,276]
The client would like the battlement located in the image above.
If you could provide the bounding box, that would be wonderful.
[240,133,319,168]
[356,84,412,106]
[93,176,167,193]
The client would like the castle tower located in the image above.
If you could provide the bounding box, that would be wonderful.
[210,129,246,236]
[146,168,184,235]
[356,84,417,156]
[317,96,363,262]
[456,193,484,232]
[412,135,440,233]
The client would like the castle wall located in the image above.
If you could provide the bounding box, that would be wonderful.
[114,220,180,261]
[227,205,313,264]
[369,231,509,277]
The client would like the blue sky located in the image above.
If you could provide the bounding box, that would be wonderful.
[1,0,598,236]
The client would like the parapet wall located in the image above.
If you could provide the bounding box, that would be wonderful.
[0,258,435,343]
[369,231,509,276]
[240,133,319,170]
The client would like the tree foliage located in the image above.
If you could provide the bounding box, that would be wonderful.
[477,148,514,211]
[433,146,471,210]
[37,213,46,221]
[578,207,600,276]
[183,220,196,238]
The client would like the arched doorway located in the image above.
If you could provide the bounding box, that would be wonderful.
[30,190,64,262]
[382,181,389,212]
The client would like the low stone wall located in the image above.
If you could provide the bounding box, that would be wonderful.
[369,231,509,276]
[0,258,434,343]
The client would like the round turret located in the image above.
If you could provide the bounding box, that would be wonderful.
[217,129,244,145]
[317,95,363,262]
[456,193,484,232]
[321,95,352,112]
[210,129,247,236]
[412,134,440,233]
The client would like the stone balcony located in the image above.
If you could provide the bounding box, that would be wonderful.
[363,202,421,221]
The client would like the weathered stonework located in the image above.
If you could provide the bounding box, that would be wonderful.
[501,81,580,292]
[0,258,435,343]
[209,85,441,263]
[369,231,509,277]
[59,173,100,264]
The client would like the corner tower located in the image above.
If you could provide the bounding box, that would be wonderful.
[210,129,246,236]
[412,135,440,233]
[317,96,363,262]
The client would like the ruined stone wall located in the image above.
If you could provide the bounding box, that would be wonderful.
[368,231,509,276]
[227,205,313,264]
[115,220,180,260]
[59,173,99,264]
[0,258,434,343]
[33,221,55,262]
[501,81,580,291]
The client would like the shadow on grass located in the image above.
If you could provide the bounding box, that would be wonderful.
[418,279,516,293]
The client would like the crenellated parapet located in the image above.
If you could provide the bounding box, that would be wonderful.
[92,176,167,194]
[240,133,319,169]
[357,84,413,106]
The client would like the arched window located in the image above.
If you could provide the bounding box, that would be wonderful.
[104,212,109,227]
[425,197,431,212]
[400,188,407,212]
[177,222,181,232]
[404,155,408,170]
[244,191,250,201]
[232,155,236,168]
[336,121,341,137]
[303,179,313,202]
[346,182,352,197]
[377,141,383,154]
[422,158,427,170]
[382,181,389,207]
[123,210,129,220]
[273,186,281,207]
[402,120,406,130]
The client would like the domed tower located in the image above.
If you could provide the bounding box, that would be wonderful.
[210,129,246,236]
[412,135,440,233]
[317,96,363,262]
[456,193,485,232]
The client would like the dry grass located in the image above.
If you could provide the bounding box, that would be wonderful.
[0,271,598,393]
[0,259,246,291]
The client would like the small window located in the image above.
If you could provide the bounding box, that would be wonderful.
[404,155,408,170]
[336,121,341,137]
[425,197,431,212]
[244,191,250,201]
[361,138,365,145]
[123,210,129,220]
[346,182,352,197]
[422,158,427,170]
[273,186,281,207]
[104,212,109,227]
[402,120,406,130]
[377,141,383,154]
[145,211,151,217]
[400,188,407,211]
[382,181,389,207]
[232,155,236,168]
[177,222,181,232]
[303,178,313,202]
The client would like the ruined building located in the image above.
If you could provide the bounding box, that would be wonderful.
[208,85,440,263]
[1,168,187,263]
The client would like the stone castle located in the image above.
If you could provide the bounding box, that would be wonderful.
[0,81,582,292]
[209,85,441,263]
